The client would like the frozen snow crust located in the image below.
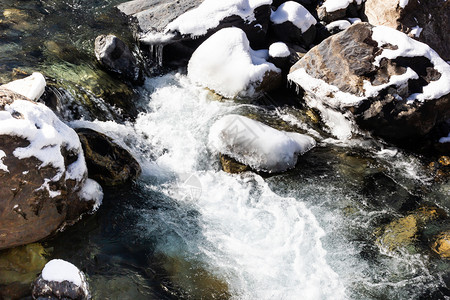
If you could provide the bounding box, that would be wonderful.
[188,27,279,99]
[208,115,316,173]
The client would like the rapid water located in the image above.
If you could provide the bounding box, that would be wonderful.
[1,0,449,299]
[69,74,449,299]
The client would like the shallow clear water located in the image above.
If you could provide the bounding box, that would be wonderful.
[0,1,449,299]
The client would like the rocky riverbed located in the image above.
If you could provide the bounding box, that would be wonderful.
[0,0,449,299]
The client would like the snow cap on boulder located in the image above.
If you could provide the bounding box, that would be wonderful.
[188,27,280,99]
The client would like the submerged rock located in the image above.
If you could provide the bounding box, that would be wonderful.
[0,78,102,250]
[188,27,281,99]
[375,206,444,253]
[94,34,141,82]
[76,128,141,186]
[288,22,450,147]
[32,259,90,300]
[0,243,48,299]
[208,115,315,173]
[364,0,450,61]
[431,231,450,259]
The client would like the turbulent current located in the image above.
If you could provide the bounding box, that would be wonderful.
[68,74,449,299]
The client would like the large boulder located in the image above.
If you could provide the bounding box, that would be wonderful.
[119,0,272,66]
[76,128,141,186]
[288,23,450,147]
[94,34,141,82]
[0,76,102,250]
[188,27,281,99]
[364,0,450,61]
[32,259,90,299]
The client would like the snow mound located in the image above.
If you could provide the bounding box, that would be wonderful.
[188,27,279,98]
[208,115,316,173]
[270,1,317,32]
[326,20,351,31]
[79,178,103,212]
[0,72,46,101]
[371,26,450,102]
[269,42,290,58]
[41,259,90,296]
[165,0,272,37]
[0,99,88,196]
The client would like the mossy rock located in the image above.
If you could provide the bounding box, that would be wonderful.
[220,154,250,174]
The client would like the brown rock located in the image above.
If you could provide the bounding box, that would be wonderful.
[76,128,141,186]
[431,231,450,259]
[220,154,250,174]
[364,0,450,61]
[0,93,98,250]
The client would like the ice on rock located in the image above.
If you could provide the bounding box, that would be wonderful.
[0,72,46,101]
[208,115,316,173]
[270,1,317,32]
[79,178,103,211]
[188,27,279,98]
[269,42,290,58]
[165,0,272,37]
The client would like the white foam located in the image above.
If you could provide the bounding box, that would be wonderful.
[0,150,8,172]
[269,42,290,58]
[208,115,316,172]
[270,1,317,32]
[165,0,272,37]
[1,72,46,101]
[188,27,279,99]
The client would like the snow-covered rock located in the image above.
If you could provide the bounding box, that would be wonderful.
[364,0,450,61]
[270,1,317,47]
[0,84,102,249]
[188,27,281,99]
[32,259,90,299]
[317,0,363,23]
[0,72,45,101]
[288,22,450,146]
[325,20,351,34]
[208,115,316,173]
[269,42,290,58]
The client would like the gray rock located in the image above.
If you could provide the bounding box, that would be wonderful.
[94,34,140,82]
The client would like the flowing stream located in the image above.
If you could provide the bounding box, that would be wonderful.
[0,0,449,299]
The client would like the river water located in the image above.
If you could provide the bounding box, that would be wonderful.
[0,0,449,299]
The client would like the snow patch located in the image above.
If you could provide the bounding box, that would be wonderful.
[208,114,316,172]
[165,0,272,37]
[270,1,317,32]
[269,42,290,58]
[140,31,176,45]
[326,20,351,31]
[322,0,360,13]
[288,68,364,108]
[410,26,423,38]
[399,0,409,8]
[0,150,8,172]
[188,27,279,98]
[0,99,87,191]
[363,67,418,98]
[440,133,450,143]
[79,178,103,211]
[372,26,450,101]
[0,72,46,101]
